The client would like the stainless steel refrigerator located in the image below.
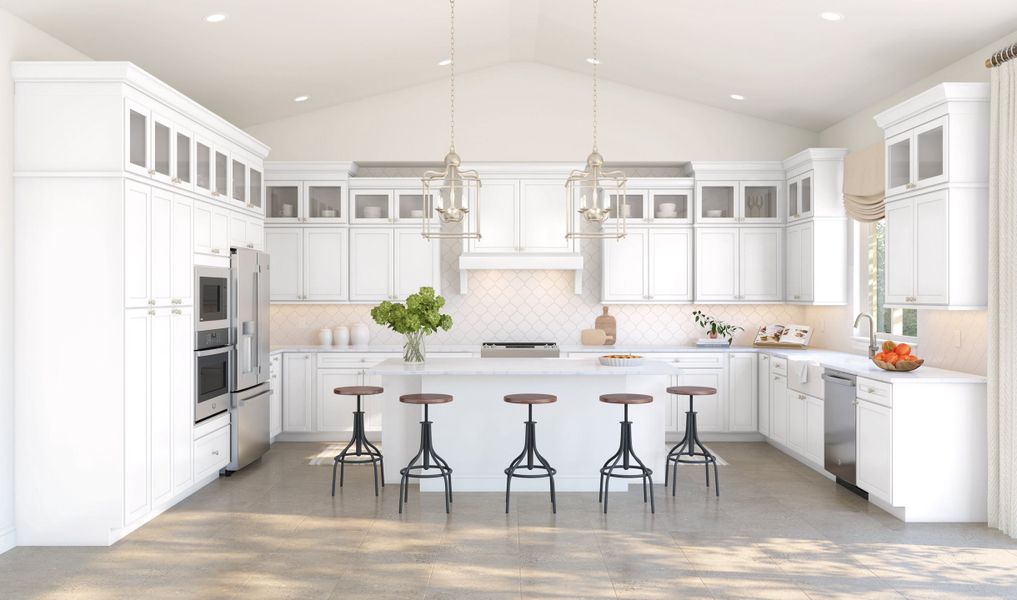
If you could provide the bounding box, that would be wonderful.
[228,247,271,471]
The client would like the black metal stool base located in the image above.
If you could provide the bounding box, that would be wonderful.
[505,405,557,514]
[332,395,385,497]
[399,405,453,514]
[664,399,719,497]
[599,404,655,514]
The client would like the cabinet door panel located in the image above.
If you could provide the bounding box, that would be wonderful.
[884,200,915,304]
[394,230,439,299]
[125,182,151,308]
[800,222,814,302]
[304,228,347,302]
[769,375,788,444]
[857,400,893,503]
[229,213,247,248]
[124,310,150,524]
[914,117,948,189]
[786,224,803,301]
[282,354,313,432]
[520,182,570,252]
[727,354,757,432]
[805,396,824,466]
[886,132,912,196]
[247,218,264,251]
[602,230,647,302]
[317,370,362,433]
[914,191,949,305]
[695,228,739,302]
[171,195,193,305]
[193,202,213,255]
[149,188,174,306]
[787,392,806,453]
[472,182,518,252]
[210,208,229,256]
[675,369,725,432]
[171,307,194,493]
[349,229,394,302]
[739,228,782,302]
[265,228,303,301]
[125,102,150,176]
[150,310,173,506]
[649,229,692,302]
[757,355,771,437]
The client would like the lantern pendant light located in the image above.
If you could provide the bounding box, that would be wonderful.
[566,0,627,240]
[421,0,482,240]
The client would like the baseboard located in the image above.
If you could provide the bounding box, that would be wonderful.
[107,471,221,545]
[765,439,834,481]
[0,526,15,554]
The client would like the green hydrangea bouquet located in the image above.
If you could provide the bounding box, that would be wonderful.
[370,287,453,364]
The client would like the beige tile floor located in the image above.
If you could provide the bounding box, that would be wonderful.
[3,442,1017,599]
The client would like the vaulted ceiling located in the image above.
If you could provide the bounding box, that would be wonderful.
[3,0,1017,130]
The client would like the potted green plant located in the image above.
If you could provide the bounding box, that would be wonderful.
[692,310,743,345]
[371,286,453,364]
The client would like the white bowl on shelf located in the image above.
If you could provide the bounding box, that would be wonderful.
[705,209,724,218]
[363,206,383,218]
[409,209,425,218]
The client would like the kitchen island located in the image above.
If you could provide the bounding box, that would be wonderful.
[371,357,679,492]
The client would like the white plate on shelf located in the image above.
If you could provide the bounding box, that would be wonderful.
[705,209,724,218]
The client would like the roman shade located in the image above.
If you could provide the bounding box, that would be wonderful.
[842,142,886,222]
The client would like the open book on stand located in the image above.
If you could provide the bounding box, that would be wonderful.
[753,324,812,348]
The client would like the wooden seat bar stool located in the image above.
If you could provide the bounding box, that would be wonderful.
[398,393,454,514]
[664,386,719,497]
[504,393,558,514]
[331,386,385,497]
[599,393,655,514]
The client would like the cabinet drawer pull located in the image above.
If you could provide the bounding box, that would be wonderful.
[852,399,859,406]
[172,309,182,315]
[148,299,156,306]
[212,450,220,456]
[148,169,157,176]
[172,298,182,305]
[147,309,156,316]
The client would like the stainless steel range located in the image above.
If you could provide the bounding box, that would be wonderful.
[480,342,560,358]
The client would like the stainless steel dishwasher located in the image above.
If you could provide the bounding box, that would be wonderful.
[823,369,864,494]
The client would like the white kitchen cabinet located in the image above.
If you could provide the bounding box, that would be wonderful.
[856,398,893,504]
[695,181,782,224]
[269,354,282,440]
[609,187,694,225]
[727,353,757,432]
[150,113,174,185]
[149,309,173,508]
[674,368,726,433]
[885,116,948,196]
[350,189,392,224]
[520,181,570,252]
[226,211,263,250]
[785,218,847,305]
[757,354,771,437]
[125,100,151,178]
[170,195,193,306]
[695,227,782,303]
[885,198,915,305]
[787,171,813,221]
[472,181,520,253]
[607,191,647,221]
[265,228,303,301]
[787,390,807,455]
[786,222,806,302]
[602,228,692,303]
[212,146,230,201]
[305,228,348,302]
[195,139,213,197]
[769,373,788,445]
[350,228,440,303]
[804,395,824,466]
[282,353,315,432]
[230,157,247,210]
[317,369,364,434]
[170,307,194,494]
[913,191,949,304]
[125,181,190,308]
[123,309,151,525]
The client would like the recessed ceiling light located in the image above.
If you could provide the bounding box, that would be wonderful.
[293,95,309,103]
[730,94,745,101]
[438,58,452,66]
[586,57,600,65]
[820,11,844,21]
[204,13,227,23]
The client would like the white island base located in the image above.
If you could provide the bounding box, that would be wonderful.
[372,358,677,493]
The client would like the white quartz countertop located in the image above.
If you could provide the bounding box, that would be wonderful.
[368,357,682,376]
[271,344,985,384]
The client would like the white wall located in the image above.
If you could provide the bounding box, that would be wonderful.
[810,30,1017,376]
[0,7,87,553]
[246,62,818,162]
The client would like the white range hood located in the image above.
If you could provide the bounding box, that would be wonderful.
[458,252,584,294]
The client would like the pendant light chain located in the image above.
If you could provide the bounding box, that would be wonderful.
[592,0,599,153]
[449,0,456,153]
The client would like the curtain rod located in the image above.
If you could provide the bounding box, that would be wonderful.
[986,42,1017,68]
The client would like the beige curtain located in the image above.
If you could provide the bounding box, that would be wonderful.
[842,142,886,222]
[989,59,1017,538]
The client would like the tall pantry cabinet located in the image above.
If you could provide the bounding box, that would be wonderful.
[12,62,270,545]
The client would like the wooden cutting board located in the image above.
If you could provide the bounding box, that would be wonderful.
[595,307,616,344]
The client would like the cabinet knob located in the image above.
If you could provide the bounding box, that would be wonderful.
[852,399,860,406]
[212,248,221,254]
[172,309,182,315]
[147,309,156,316]
[212,450,220,456]
[148,169,157,176]
[148,299,156,306]
[866,387,875,394]
[172,299,182,305]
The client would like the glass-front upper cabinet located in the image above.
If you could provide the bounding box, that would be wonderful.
[306,182,346,223]
[249,168,263,213]
[395,191,437,223]
[125,101,150,177]
[351,189,392,223]
[151,114,173,183]
[213,147,229,199]
[648,190,692,223]
[231,158,246,207]
[606,192,647,221]
[266,182,302,222]
[195,140,212,195]
[695,183,736,222]
[885,115,948,196]
[787,171,813,222]
[174,130,193,190]
[740,182,780,222]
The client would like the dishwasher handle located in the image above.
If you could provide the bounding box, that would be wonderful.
[822,373,856,387]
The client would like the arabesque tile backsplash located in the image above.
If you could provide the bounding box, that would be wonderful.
[270,237,987,375]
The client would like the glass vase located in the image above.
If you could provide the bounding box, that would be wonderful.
[403,330,426,364]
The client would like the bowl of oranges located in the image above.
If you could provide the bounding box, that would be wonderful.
[873,341,924,372]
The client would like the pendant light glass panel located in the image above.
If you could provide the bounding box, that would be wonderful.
[421,152,481,239]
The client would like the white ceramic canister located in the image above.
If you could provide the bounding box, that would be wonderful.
[317,328,333,346]
[350,323,370,346]
[333,326,349,347]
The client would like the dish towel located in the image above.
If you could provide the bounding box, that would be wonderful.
[799,363,810,385]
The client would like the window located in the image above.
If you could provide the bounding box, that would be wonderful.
[867,220,917,338]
